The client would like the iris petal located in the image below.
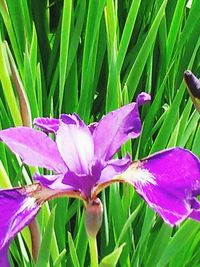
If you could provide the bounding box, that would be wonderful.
[0,127,67,173]
[188,198,200,221]
[98,154,131,184]
[93,92,151,161]
[34,173,74,191]
[56,121,94,174]
[123,148,200,225]
[33,117,60,133]
[35,172,96,198]
[0,188,40,265]
[189,210,200,221]
[0,244,9,267]
[33,114,81,133]
[91,155,131,196]
[60,113,85,126]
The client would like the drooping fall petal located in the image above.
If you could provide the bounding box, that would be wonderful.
[122,147,200,225]
[0,244,9,267]
[93,92,151,161]
[0,127,67,173]
[0,188,40,265]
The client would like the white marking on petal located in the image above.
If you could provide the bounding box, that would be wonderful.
[133,168,156,185]
[1,196,38,248]
[75,127,94,170]
[123,164,157,185]
[17,197,37,214]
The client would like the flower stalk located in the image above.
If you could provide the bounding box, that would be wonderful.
[85,198,103,267]
[88,236,99,267]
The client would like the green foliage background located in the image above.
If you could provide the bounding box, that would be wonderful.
[0,0,200,266]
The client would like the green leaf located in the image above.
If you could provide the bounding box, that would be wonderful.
[125,0,167,100]
[100,243,125,267]
[35,207,56,267]
[145,224,172,266]
[59,0,72,113]
[77,0,105,121]
[53,249,67,267]
[0,39,22,126]
[157,220,200,267]
[166,0,187,66]
[68,232,81,267]
[117,0,141,72]
[0,160,11,187]
[116,205,140,247]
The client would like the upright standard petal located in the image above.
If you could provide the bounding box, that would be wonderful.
[122,148,200,225]
[0,127,66,173]
[93,92,151,161]
[34,114,81,133]
[34,117,60,133]
[0,188,40,265]
[56,121,94,174]
[60,113,85,126]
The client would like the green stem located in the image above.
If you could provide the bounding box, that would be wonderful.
[88,236,98,267]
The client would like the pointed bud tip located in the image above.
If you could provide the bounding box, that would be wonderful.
[184,70,192,77]
[184,70,200,99]
[136,92,151,107]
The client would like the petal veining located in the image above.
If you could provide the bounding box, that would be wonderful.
[33,117,60,133]
[56,122,94,174]
[93,92,151,160]
[123,147,200,225]
[0,188,40,265]
[34,173,74,191]
[0,127,67,173]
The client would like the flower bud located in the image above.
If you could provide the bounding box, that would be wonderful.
[184,70,200,113]
[85,198,103,238]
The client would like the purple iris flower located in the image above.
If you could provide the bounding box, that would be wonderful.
[0,92,149,265]
[0,92,200,265]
